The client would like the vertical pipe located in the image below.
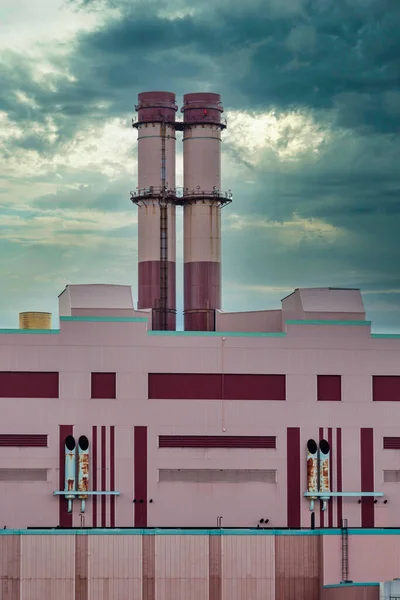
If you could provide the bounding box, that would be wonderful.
[181,93,230,331]
[78,435,89,514]
[131,91,177,330]
[336,428,343,527]
[110,425,115,528]
[64,435,76,514]
[319,439,331,513]
[306,439,318,512]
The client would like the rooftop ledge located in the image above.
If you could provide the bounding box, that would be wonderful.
[0,316,399,337]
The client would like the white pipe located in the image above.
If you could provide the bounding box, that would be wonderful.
[307,439,318,512]
[64,435,76,513]
[78,435,89,514]
[319,439,331,510]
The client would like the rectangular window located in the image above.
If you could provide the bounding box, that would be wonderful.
[383,437,400,449]
[148,373,286,400]
[317,375,342,401]
[224,374,286,401]
[0,434,48,447]
[0,372,58,398]
[159,435,276,449]
[373,376,400,401]
[149,373,222,400]
[159,469,277,483]
[383,470,400,483]
[0,469,47,481]
[91,372,116,399]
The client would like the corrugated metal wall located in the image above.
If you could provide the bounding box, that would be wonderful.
[275,535,321,600]
[0,532,326,600]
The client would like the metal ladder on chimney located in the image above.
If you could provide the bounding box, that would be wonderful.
[159,118,168,331]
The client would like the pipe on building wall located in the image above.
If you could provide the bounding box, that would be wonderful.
[131,91,177,330]
[319,439,331,512]
[307,439,319,512]
[181,92,231,331]
[78,435,89,514]
[64,435,76,513]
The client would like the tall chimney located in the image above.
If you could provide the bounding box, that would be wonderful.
[131,91,178,330]
[181,93,231,331]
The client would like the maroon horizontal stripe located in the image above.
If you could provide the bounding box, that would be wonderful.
[317,375,342,401]
[0,372,58,398]
[149,373,222,399]
[224,374,286,401]
[91,373,116,399]
[0,434,47,447]
[159,435,276,449]
[373,376,400,401]
[383,437,400,449]
[149,373,286,400]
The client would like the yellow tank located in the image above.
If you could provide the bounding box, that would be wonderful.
[19,312,52,330]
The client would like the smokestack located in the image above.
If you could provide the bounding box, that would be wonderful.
[131,91,178,330]
[181,93,231,331]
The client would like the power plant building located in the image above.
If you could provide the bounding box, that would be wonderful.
[0,92,399,600]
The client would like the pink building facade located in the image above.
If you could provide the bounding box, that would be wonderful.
[1,284,400,596]
[0,284,400,532]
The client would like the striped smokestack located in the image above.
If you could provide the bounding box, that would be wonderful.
[131,91,177,330]
[181,93,231,331]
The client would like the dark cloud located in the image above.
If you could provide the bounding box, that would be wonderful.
[1,0,400,330]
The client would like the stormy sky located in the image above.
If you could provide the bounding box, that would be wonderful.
[1,0,400,331]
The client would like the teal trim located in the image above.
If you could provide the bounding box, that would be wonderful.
[372,333,400,339]
[286,319,371,327]
[324,583,379,588]
[148,330,286,337]
[0,329,60,334]
[60,316,148,323]
[1,527,399,536]
[183,137,222,141]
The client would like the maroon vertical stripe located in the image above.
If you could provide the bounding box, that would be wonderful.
[101,425,106,528]
[319,427,324,528]
[328,428,333,528]
[286,427,301,528]
[92,426,97,528]
[134,426,148,527]
[59,425,73,527]
[336,428,343,527]
[361,428,374,527]
[110,426,115,528]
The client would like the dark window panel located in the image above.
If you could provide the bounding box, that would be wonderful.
[148,373,222,400]
[373,376,400,402]
[317,375,342,401]
[0,372,59,399]
[224,374,286,401]
[159,435,276,449]
[0,434,47,447]
[383,437,400,449]
[91,373,116,399]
